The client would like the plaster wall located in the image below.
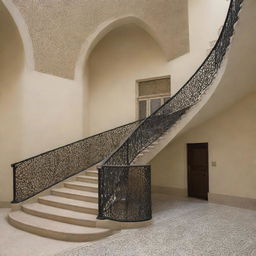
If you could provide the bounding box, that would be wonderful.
[169,0,230,94]
[0,0,24,204]
[0,2,84,203]
[88,0,230,134]
[88,24,170,134]
[0,0,232,202]
[151,93,256,200]
[0,70,84,203]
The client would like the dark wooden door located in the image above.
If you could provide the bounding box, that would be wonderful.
[187,143,209,200]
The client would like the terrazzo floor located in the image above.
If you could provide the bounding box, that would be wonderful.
[55,194,256,256]
[1,194,256,256]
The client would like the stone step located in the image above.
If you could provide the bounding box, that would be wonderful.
[38,195,98,215]
[64,181,98,193]
[8,211,112,242]
[22,203,98,227]
[85,170,98,177]
[76,175,98,184]
[51,187,98,203]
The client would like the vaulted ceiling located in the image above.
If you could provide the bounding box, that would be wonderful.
[10,0,189,79]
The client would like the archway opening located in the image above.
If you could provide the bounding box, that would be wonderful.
[0,1,25,202]
[86,23,169,135]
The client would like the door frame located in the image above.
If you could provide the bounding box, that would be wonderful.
[187,143,209,200]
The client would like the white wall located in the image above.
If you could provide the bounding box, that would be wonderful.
[87,0,230,134]
[151,93,256,200]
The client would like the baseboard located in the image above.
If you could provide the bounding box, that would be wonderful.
[0,201,11,208]
[208,193,256,210]
[152,185,187,197]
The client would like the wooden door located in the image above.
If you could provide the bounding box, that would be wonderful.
[187,143,209,200]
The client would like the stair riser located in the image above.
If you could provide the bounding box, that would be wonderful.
[22,207,97,227]
[64,183,98,193]
[86,172,98,177]
[8,216,112,242]
[77,177,98,184]
[51,190,98,203]
[38,198,98,215]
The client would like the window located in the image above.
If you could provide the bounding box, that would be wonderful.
[137,76,170,119]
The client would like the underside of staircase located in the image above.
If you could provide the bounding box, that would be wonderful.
[8,166,115,242]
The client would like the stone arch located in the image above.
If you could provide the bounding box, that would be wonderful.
[0,0,25,202]
[1,0,34,70]
[82,18,170,134]
[74,16,167,82]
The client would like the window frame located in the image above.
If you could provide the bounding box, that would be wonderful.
[136,75,171,119]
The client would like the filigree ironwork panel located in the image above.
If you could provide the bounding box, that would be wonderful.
[99,0,243,222]
[98,165,151,222]
[12,120,141,203]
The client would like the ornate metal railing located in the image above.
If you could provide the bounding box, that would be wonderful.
[11,120,141,203]
[98,0,243,222]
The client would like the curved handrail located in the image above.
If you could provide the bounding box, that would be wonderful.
[98,0,243,222]
[11,119,142,203]
[102,0,242,167]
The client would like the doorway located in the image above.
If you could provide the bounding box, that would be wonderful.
[187,143,209,200]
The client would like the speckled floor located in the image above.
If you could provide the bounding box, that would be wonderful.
[0,195,255,256]
[55,194,256,256]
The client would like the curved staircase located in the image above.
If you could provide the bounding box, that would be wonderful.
[8,166,117,242]
[8,0,243,242]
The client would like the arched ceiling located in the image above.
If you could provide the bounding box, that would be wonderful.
[10,0,189,79]
[0,0,24,85]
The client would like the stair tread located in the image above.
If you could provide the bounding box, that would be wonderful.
[65,181,98,188]
[23,203,97,221]
[9,211,109,234]
[77,175,98,180]
[86,170,98,173]
[39,195,98,209]
[52,187,98,198]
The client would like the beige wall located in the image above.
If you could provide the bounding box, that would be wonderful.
[0,2,85,203]
[169,0,230,93]
[151,93,256,200]
[0,0,233,203]
[0,69,84,203]
[0,1,24,203]
[87,0,230,134]
[88,24,170,134]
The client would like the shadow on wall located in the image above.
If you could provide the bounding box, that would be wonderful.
[0,1,24,202]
